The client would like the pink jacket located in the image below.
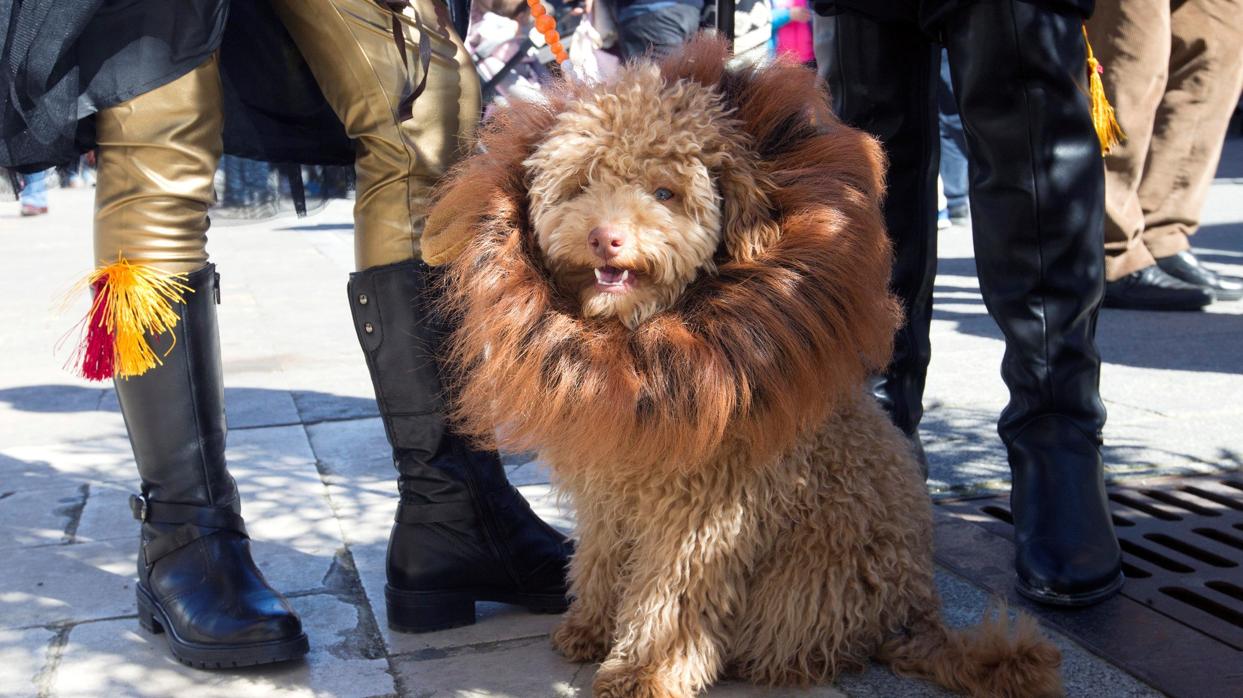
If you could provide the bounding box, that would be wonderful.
[774,0,813,64]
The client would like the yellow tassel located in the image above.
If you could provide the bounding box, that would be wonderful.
[1083,24,1125,155]
[66,258,193,381]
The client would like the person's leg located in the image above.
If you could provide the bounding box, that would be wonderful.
[1088,0,1215,310]
[1087,0,1169,282]
[270,0,570,633]
[1143,0,1243,299]
[271,0,479,269]
[617,5,703,61]
[91,54,307,667]
[220,155,244,207]
[943,1,1122,606]
[812,12,834,83]
[937,49,969,222]
[19,169,49,214]
[824,12,939,473]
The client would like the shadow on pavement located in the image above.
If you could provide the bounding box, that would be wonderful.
[928,219,1243,375]
[0,385,378,425]
[0,444,396,695]
[919,400,1243,497]
[273,222,354,232]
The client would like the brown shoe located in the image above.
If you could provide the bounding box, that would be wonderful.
[20,204,48,217]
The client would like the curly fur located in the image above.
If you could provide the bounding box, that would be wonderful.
[429,36,1063,698]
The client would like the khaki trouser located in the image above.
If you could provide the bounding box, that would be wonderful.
[1087,0,1243,281]
[94,0,480,275]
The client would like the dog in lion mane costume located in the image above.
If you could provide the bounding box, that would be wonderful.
[423,36,1063,698]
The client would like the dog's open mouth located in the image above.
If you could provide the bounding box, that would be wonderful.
[594,266,638,294]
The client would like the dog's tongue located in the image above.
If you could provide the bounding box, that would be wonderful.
[595,266,628,285]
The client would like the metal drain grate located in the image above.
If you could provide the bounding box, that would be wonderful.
[939,475,1243,651]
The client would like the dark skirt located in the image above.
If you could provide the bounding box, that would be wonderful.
[1,0,355,215]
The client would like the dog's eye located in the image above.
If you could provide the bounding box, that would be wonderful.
[654,188,674,202]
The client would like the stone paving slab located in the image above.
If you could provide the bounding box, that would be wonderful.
[1,538,136,629]
[390,635,583,697]
[376,567,1160,698]
[0,481,86,550]
[1,437,138,491]
[75,481,143,545]
[0,627,57,698]
[48,594,393,698]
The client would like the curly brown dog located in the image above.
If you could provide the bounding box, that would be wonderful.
[426,37,1063,698]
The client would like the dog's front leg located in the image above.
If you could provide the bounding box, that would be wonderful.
[553,500,624,663]
[592,491,752,698]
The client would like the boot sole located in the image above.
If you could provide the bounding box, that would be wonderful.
[1015,570,1125,608]
[385,584,569,633]
[136,584,309,669]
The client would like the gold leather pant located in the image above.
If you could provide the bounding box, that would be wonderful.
[93,0,481,274]
[93,55,223,275]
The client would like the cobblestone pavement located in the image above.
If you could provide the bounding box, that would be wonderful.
[1,139,1240,696]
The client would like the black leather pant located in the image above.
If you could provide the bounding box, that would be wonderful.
[825,2,1107,448]
[825,19,940,442]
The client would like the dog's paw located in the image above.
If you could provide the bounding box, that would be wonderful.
[593,662,682,698]
[552,620,610,663]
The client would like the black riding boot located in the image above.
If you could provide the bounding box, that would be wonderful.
[943,1,1123,605]
[348,260,571,633]
[118,264,308,667]
[825,15,940,477]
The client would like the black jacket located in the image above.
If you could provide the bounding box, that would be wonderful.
[812,0,1094,32]
[0,0,351,171]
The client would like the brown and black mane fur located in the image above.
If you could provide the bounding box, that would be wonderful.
[432,39,901,475]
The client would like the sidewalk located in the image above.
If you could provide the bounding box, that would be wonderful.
[1,139,1240,697]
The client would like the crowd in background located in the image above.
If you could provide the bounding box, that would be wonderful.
[15,0,1243,312]
[14,154,95,216]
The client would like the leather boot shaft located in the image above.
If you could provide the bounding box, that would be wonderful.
[942,0,1107,444]
[347,259,447,462]
[115,264,236,508]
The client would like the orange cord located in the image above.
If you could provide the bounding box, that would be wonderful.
[527,0,568,64]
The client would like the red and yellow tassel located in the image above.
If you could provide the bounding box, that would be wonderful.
[66,259,192,381]
[1083,24,1125,156]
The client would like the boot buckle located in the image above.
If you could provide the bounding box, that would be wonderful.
[129,494,150,522]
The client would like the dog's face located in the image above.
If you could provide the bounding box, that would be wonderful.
[525,67,734,328]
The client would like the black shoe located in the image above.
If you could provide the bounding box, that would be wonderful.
[116,265,308,668]
[132,497,308,668]
[1104,264,1215,310]
[349,261,571,634]
[940,1,1122,604]
[1156,250,1243,301]
[1009,417,1123,606]
[947,203,970,226]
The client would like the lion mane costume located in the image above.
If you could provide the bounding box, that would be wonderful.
[424,37,1062,698]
